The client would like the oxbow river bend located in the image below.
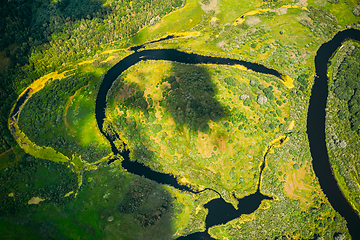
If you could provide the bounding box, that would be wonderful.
[9,29,360,239]
[94,29,360,239]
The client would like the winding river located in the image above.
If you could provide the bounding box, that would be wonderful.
[307,29,360,238]
[94,28,360,239]
[95,48,279,239]
[9,29,360,239]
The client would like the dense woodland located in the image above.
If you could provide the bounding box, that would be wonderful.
[0,154,78,216]
[331,46,360,133]
[0,0,183,155]
[17,72,110,162]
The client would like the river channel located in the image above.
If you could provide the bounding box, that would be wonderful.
[8,29,360,239]
[95,48,280,239]
[94,28,360,239]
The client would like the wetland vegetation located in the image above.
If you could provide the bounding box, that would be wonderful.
[1,0,360,239]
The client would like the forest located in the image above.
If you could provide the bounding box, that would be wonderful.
[0,154,78,216]
[325,41,360,222]
[1,0,360,239]
[331,46,360,133]
[17,71,110,162]
[0,0,182,157]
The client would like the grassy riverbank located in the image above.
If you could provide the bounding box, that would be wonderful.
[2,0,360,239]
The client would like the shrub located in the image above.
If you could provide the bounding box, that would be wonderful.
[352,5,360,16]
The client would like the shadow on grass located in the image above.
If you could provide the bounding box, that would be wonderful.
[161,63,227,133]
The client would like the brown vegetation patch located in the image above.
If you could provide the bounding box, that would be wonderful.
[116,83,135,102]
[0,147,13,158]
[283,164,315,208]
[216,135,227,152]
[0,51,10,71]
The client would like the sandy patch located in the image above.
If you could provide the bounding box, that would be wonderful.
[245,16,261,26]
[296,0,308,7]
[217,41,226,47]
[200,0,219,14]
[276,7,288,15]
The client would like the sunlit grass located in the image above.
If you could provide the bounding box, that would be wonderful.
[132,0,204,44]
[106,60,292,201]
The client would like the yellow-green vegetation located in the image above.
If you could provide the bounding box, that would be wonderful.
[105,56,349,237]
[11,48,131,165]
[308,0,359,26]
[233,4,308,26]
[133,0,204,44]
[2,0,360,239]
[28,196,45,205]
[8,50,130,197]
[106,60,291,200]
[207,109,349,239]
[326,40,360,215]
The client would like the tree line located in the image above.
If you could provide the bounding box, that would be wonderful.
[331,46,360,133]
[0,0,182,155]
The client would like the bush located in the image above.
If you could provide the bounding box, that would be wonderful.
[352,5,360,17]
[337,110,349,120]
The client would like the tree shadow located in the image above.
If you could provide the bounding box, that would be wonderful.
[161,63,227,133]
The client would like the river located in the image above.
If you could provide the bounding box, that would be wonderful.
[307,28,360,239]
[94,28,360,239]
[9,29,360,239]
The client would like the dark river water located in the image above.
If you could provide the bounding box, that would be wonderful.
[10,29,360,239]
[10,88,31,119]
[307,29,360,238]
[93,29,360,239]
[95,48,278,239]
